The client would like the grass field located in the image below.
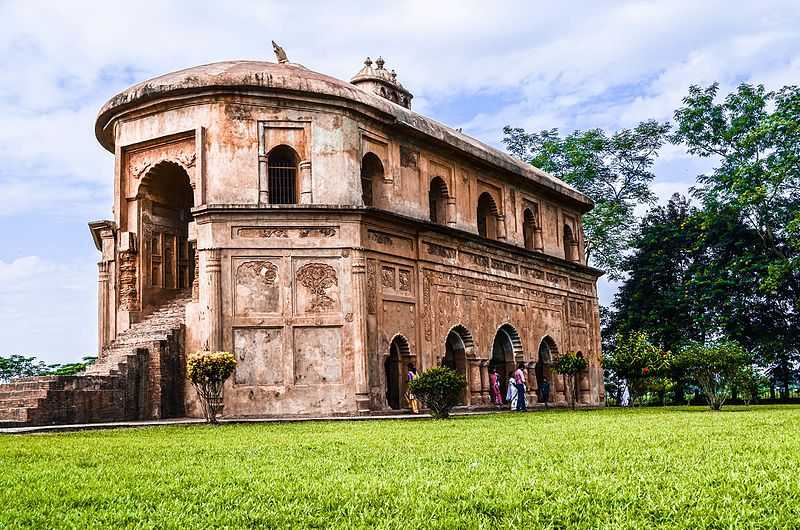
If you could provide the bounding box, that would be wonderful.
[2,406,800,529]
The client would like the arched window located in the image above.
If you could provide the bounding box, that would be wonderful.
[563,224,578,261]
[477,192,499,240]
[267,145,298,204]
[428,177,449,224]
[361,153,383,207]
[523,207,538,250]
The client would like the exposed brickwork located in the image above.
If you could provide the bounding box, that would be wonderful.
[0,293,189,427]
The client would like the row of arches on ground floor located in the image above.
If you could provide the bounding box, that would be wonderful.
[383,324,585,410]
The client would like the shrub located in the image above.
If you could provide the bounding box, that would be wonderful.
[555,352,589,410]
[674,340,749,410]
[187,351,236,424]
[604,332,671,406]
[408,367,467,419]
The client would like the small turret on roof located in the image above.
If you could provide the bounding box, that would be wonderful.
[351,56,413,109]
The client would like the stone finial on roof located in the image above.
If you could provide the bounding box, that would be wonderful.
[350,55,413,109]
[272,41,288,64]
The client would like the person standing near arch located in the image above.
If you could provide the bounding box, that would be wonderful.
[514,362,527,411]
[489,367,502,407]
[405,363,419,414]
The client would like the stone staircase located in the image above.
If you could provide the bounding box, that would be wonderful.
[87,291,191,377]
[0,292,190,427]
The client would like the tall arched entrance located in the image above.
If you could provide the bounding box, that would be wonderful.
[385,335,410,410]
[139,161,195,309]
[443,325,473,405]
[537,336,558,401]
[491,324,524,400]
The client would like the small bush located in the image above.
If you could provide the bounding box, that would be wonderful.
[187,351,236,424]
[555,352,589,410]
[408,367,466,419]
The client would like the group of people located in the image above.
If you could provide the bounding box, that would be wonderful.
[489,363,550,411]
[404,362,551,413]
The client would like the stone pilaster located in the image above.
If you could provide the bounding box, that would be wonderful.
[350,252,371,412]
[497,214,507,240]
[97,261,111,354]
[204,248,223,351]
[479,360,489,405]
[526,361,538,404]
[299,160,312,204]
[468,358,482,405]
[533,228,544,251]
[447,197,457,227]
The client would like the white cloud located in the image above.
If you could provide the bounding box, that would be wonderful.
[0,1,799,360]
[0,256,97,363]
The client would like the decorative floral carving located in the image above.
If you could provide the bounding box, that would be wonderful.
[236,227,289,238]
[381,267,395,289]
[118,251,139,311]
[297,263,338,313]
[398,270,411,292]
[366,261,377,314]
[400,145,419,168]
[237,261,278,288]
[426,242,455,259]
[345,312,354,322]
[368,231,392,245]
[176,153,196,169]
[131,160,153,179]
[299,227,337,238]
[422,270,433,342]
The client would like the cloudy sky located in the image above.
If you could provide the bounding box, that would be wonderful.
[1,1,799,363]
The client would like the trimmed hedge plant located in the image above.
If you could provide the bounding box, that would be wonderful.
[187,351,236,424]
[408,366,467,419]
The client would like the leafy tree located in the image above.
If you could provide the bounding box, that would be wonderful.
[733,366,768,406]
[554,351,588,410]
[408,367,467,419]
[0,355,52,383]
[672,83,800,289]
[49,356,97,376]
[604,332,671,406]
[674,340,750,410]
[187,351,237,424]
[503,120,670,278]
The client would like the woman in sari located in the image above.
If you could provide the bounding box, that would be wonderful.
[489,367,502,407]
[405,363,420,414]
[506,372,518,410]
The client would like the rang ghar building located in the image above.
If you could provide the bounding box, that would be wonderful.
[0,49,604,425]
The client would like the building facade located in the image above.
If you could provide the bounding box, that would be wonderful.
[0,53,604,425]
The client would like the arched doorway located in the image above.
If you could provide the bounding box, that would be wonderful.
[267,145,299,204]
[140,161,195,308]
[361,152,383,207]
[537,336,558,401]
[428,176,449,225]
[443,325,473,404]
[385,335,410,410]
[491,323,524,400]
[477,192,499,240]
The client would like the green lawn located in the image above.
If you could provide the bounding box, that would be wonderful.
[2,407,800,529]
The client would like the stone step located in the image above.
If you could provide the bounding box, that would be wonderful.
[0,389,48,400]
[0,407,29,422]
[0,397,41,409]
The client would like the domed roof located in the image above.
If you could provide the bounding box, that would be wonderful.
[95,60,590,208]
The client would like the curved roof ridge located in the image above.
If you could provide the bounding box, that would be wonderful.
[95,60,590,208]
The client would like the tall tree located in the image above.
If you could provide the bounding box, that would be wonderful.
[673,83,800,396]
[503,120,670,279]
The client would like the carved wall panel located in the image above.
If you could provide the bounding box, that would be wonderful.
[233,328,284,386]
[234,260,280,315]
[295,261,340,314]
[233,226,338,239]
[367,230,415,255]
[118,251,139,311]
[381,301,416,356]
[293,327,342,384]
